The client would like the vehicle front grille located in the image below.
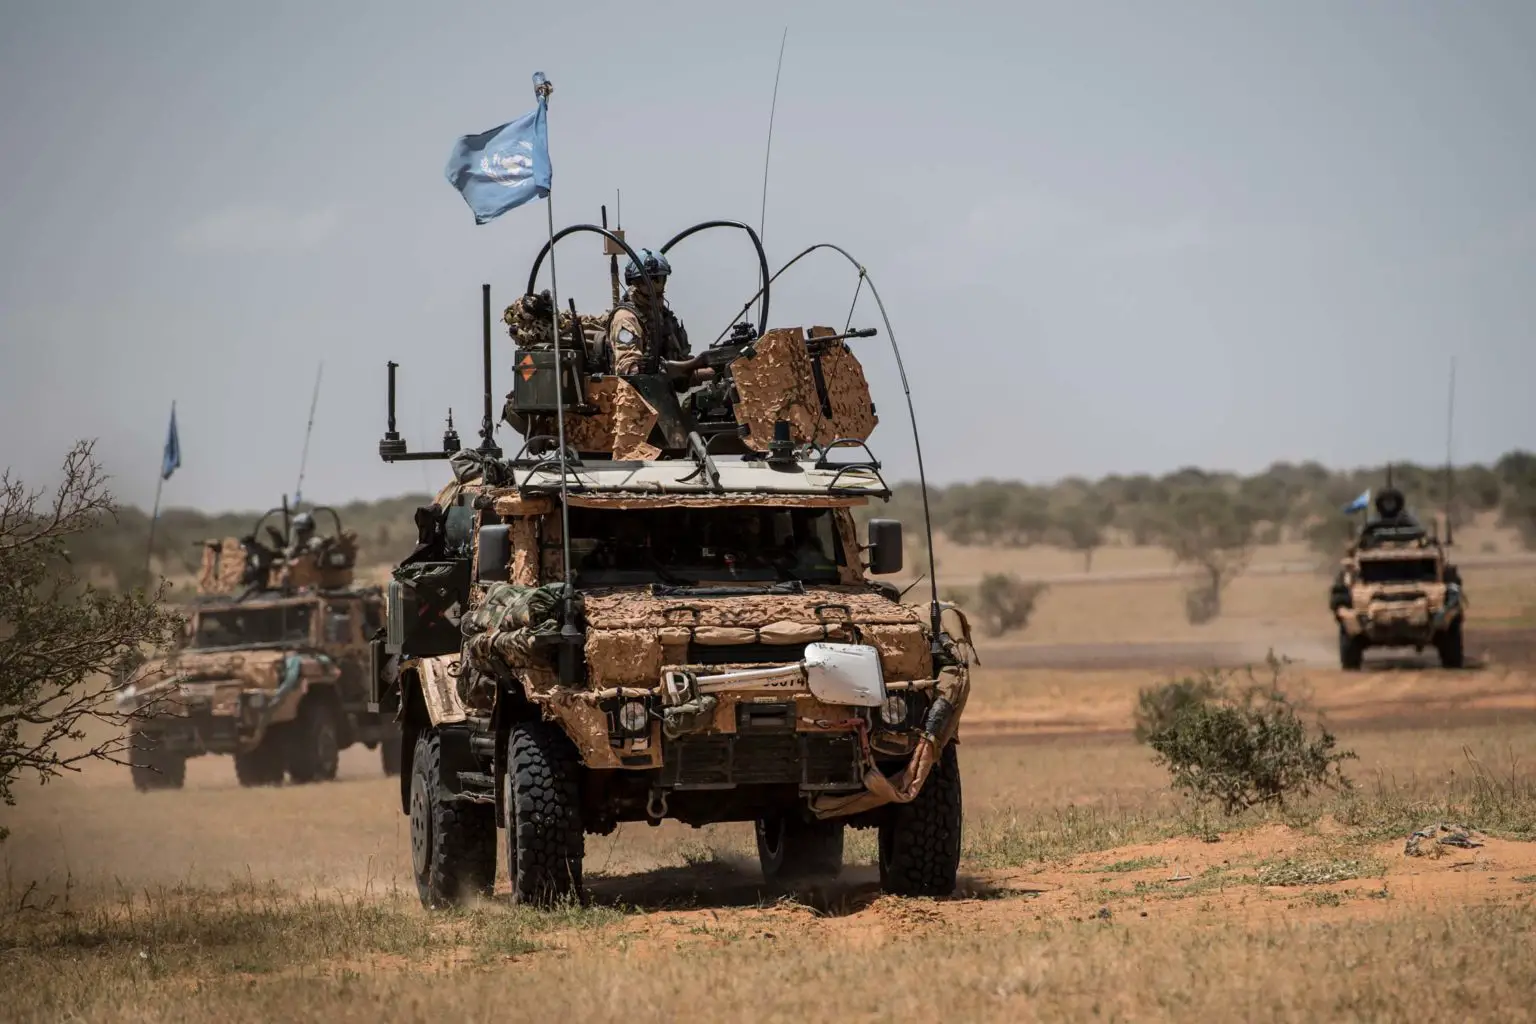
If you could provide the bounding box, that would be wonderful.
[660,733,862,791]
[686,641,809,666]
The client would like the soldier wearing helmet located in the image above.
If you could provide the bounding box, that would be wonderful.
[285,512,322,561]
[607,248,691,375]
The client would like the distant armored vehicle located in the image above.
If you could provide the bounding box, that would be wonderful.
[1329,487,1466,670]
[122,506,400,790]
[373,219,973,908]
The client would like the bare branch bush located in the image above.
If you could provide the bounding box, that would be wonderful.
[0,442,181,838]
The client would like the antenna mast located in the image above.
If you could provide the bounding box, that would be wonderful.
[1444,355,1457,544]
[293,361,324,508]
[756,28,787,322]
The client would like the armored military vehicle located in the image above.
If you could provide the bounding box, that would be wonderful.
[1329,487,1466,670]
[373,220,973,909]
[121,505,401,790]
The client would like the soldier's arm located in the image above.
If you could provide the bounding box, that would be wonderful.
[608,308,645,375]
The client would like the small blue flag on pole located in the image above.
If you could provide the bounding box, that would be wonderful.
[444,72,553,225]
[1343,489,1370,514]
[161,403,181,481]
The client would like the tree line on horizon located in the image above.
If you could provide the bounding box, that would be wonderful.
[49,449,1536,595]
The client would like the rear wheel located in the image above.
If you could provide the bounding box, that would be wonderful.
[504,721,584,906]
[129,731,186,792]
[756,815,844,883]
[234,736,286,787]
[410,731,496,909]
[878,741,962,897]
[1437,619,1465,669]
[1339,628,1365,671]
[287,698,340,784]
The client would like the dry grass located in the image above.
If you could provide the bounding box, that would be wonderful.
[4,563,1535,1022]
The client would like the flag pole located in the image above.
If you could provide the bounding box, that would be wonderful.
[536,75,581,683]
[144,401,172,587]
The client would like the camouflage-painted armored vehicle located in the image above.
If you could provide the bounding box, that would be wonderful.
[121,506,400,790]
[374,220,974,909]
[1329,487,1466,670]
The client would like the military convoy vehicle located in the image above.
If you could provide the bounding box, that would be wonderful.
[1329,486,1466,670]
[373,220,973,909]
[121,505,401,790]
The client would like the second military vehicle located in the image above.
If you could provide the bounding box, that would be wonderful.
[1329,486,1467,670]
[121,505,402,789]
[373,218,973,909]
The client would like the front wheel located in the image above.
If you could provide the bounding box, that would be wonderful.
[878,740,962,897]
[504,721,584,906]
[234,736,286,787]
[287,699,340,784]
[129,731,186,792]
[410,730,496,909]
[756,815,844,883]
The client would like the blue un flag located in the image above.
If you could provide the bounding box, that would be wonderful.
[444,72,552,225]
[1343,489,1370,514]
[161,403,181,480]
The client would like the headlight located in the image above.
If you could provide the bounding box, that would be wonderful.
[618,700,650,736]
[879,694,909,728]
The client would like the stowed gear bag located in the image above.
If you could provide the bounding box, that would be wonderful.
[461,581,580,677]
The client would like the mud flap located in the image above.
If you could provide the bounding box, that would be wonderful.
[435,724,477,798]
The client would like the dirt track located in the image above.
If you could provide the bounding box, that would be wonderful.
[979,627,1536,671]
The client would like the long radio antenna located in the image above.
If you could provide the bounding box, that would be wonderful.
[759,28,788,243]
[1444,355,1457,544]
[293,361,324,508]
[756,28,787,325]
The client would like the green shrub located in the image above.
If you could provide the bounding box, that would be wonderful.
[1136,660,1356,815]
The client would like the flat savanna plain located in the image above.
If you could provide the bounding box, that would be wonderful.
[3,542,1536,1022]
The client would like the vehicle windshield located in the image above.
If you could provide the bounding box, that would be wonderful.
[190,603,314,649]
[1359,558,1439,584]
[567,506,844,587]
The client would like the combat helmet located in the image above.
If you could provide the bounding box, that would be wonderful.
[623,248,671,286]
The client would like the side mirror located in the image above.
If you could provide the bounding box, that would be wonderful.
[866,519,904,576]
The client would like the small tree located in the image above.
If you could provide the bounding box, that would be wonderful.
[970,573,1047,637]
[0,442,181,838]
[1156,488,1256,624]
[1055,495,1116,572]
[1134,657,1355,815]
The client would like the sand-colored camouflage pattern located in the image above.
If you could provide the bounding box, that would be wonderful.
[579,586,931,687]
[559,377,661,460]
[731,327,878,451]
[197,538,249,595]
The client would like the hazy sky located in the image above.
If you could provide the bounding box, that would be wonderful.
[2,1,1532,512]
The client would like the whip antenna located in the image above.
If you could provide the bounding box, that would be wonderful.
[1444,355,1457,545]
[756,28,787,322]
[759,28,788,243]
[293,361,324,508]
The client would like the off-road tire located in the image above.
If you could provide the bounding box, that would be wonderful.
[756,815,844,883]
[234,737,286,787]
[1437,619,1465,669]
[878,740,962,897]
[410,731,496,909]
[286,698,340,784]
[128,732,186,792]
[504,721,584,906]
[1339,628,1365,671]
